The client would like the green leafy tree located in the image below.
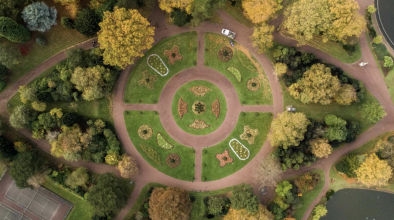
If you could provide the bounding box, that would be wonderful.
[336,153,360,177]
[275,180,292,198]
[270,111,310,149]
[9,150,46,187]
[324,114,347,142]
[383,56,394,68]
[98,7,155,68]
[170,8,191,26]
[372,35,383,44]
[334,84,357,105]
[74,8,101,36]
[230,186,259,214]
[0,17,30,43]
[206,196,230,216]
[86,173,131,217]
[312,204,328,220]
[65,167,89,189]
[252,23,274,53]
[9,105,35,129]
[21,2,57,32]
[0,0,29,19]
[360,99,386,123]
[70,65,115,101]
[0,136,17,160]
[0,44,22,69]
[356,154,392,187]
[289,63,341,105]
[148,187,192,220]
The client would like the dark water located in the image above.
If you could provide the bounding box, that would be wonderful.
[376,0,394,49]
[321,189,394,220]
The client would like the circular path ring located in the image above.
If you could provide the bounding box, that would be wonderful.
[158,66,241,147]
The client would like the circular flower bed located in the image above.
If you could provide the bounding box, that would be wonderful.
[138,125,153,140]
[192,101,206,115]
[247,77,261,91]
[218,46,233,62]
[166,153,181,168]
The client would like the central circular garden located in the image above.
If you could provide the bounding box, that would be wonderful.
[172,80,227,135]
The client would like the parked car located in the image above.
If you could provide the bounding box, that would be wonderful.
[221,28,236,39]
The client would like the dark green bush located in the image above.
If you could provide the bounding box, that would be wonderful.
[0,16,31,43]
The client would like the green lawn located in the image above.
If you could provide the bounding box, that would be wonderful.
[202,112,272,181]
[172,80,227,135]
[6,25,89,84]
[124,111,195,181]
[282,84,378,131]
[43,177,94,220]
[384,68,394,103]
[305,36,361,63]
[204,33,272,105]
[124,32,198,104]
[293,170,325,219]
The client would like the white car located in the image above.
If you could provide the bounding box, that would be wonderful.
[221,28,236,39]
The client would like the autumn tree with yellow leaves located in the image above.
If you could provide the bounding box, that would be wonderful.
[356,154,392,187]
[310,138,333,158]
[242,0,283,24]
[158,0,194,14]
[117,154,138,178]
[252,23,274,53]
[98,8,155,68]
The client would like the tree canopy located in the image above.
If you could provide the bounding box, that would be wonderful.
[289,64,341,105]
[356,154,392,187]
[0,16,30,43]
[310,138,332,158]
[252,23,274,53]
[242,0,282,24]
[9,150,46,187]
[148,187,192,220]
[282,0,365,44]
[270,111,310,149]
[224,205,273,220]
[159,0,194,14]
[21,2,57,32]
[98,7,155,68]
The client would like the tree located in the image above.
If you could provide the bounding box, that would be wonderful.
[312,204,328,220]
[360,99,386,124]
[274,62,287,77]
[334,84,357,105]
[206,196,230,216]
[74,8,101,36]
[372,35,383,44]
[0,0,29,19]
[367,5,376,14]
[0,44,22,68]
[324,114,347,142]
[98,8,155,68]
[335,153,360,177]
[70,65,115,101]
[230,186,259,213]
[54,0,79,18]
[242,0,282,24]
[224,205,273,220]
[170,8,192,26]
[21,2,57,32]
[310,138,332,158]
[383,56,394,68]
[355,154,392,187]
[65,167,89,189]
[294,172,320,193]
[159,0,194,14]
[117,154,138,178]
[255,156,281,187]
[86,173,131,217]
[148,187,192,220]
[289,64,341,105]
[0,17,30,43]
[270,111,310,149]
[252,23,274,53]
[9,105,35,129]
[9,150,46,188]
[275,181,292,198]
[0,136,17,160]
[282,0,365,45]
[31,101,47,112]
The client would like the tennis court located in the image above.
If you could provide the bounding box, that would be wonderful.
[0,174,73,220]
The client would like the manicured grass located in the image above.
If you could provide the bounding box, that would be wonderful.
[305,36,361,63]
[282,84,378,132]
[204,33,272,105]
[172,80,227,135]
[384,68,394,103]
[124,111,195,181]
[43,177,94,220]
[6,25,89,84]
[293,170,325,219]
[124,32,198,104]
[202,112,272,181]
[0,161,6,178]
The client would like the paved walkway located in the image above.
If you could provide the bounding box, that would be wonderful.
[0,0,393,219]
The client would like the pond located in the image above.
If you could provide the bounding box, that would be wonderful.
[322,188,394,220]
[376,0,394,49]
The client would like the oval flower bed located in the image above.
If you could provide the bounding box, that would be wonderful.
[147,54,169,76]
[228,138,250,160]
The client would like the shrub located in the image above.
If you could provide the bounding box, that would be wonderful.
[74,8,101,36]
[21,2,57,32]
[0,16,30,43]
[61,17,74,29]
[170,8,191,27]
[206,196,230,216]
[35,35,47,46]
[336,153,360,177]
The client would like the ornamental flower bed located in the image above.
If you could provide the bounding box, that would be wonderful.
[227,66,241,82]
[166,153,181,168]
[147,54,169,76]
[228,138,250,160]
[157,133,174,150]
[216,150,233,167]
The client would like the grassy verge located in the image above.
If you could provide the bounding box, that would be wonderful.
[383,66,394,103]
[124,111,195,181]
[124,32,197,103]
[6,25,89,84]
[202,112,272,181]
[282,84,377,132]
[293,170,325,219]
[305,36,361,63]
[43,177,94,220]
[204,33,272,105]
[172,80,227,135]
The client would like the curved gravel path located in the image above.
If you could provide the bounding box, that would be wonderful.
[1,0,393,219]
